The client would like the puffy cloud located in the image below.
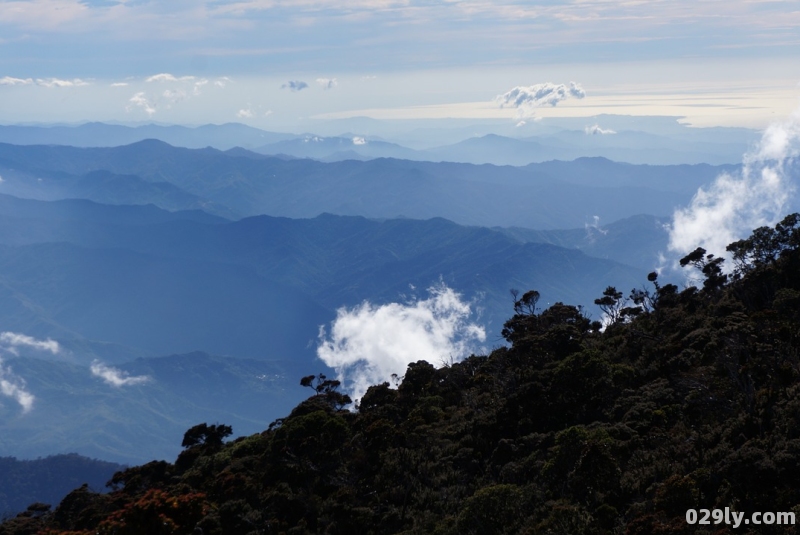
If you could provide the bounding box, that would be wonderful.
[281,80,308,91]
[585,124,616,135]
[317,283,485,403]
[237,108,254,118]
[0,332,60,355]
[316,77,338,90]
[35,78,89,88]
[162,88,187,105]
[90,360,150,387]
[110,82,128,87]
[352,136,366,145]
[0,76,33,86]
[214,76,232,88]
[668,107,800,262]
[495,81,585,119]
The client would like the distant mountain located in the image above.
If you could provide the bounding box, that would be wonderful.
[0,454,124,517]
[497,214,671,271]
[0,122,294,150]
[0,141,733,229]
[256,135,420,161]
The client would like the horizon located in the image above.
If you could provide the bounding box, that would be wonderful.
[1,1,799,130]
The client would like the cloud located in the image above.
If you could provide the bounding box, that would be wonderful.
[110,82,128,87]
[0,76,33,86]
[90,360,150,387]
[162,88,187,105]
[317,283,485,403]
[146,73,195,83]
[237,108,254,118]
[585,124,616,135]
[0,331,58,414]
[127,92,156,116]
[316,77,338,90]
[0,368,34,413]
[214,76,232,88]
[281,80,308,91]
[0,332,60,355]
[668,107,800,262]
[495,81,585,119]
[35,78,89,88]
[352,136,366,145]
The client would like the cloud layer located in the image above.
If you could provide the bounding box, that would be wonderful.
[282,80,308,91]
[317,284,485,403]
[669,107,800,261]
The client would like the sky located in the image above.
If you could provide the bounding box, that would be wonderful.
[1,0,800,130]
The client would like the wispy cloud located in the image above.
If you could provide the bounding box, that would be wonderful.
[0,331,59,414]
[35,78,89,88]
[146,73,195,83]
[281,80,308,91]
[0,369,35,413]
[316,77,338,90]
[585,124,616,135]
[127,92,156,115]
[317,283,485,403]
[90,360,150,387]
[110,81,129,87]
[0,332,60,355]
[668,106,800,261]
[0,76,33,86]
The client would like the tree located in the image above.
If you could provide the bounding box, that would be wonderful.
[181,423,233,449]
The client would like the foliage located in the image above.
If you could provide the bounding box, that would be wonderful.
[7,215,800,534]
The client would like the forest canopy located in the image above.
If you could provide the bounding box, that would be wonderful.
[4,215,800,535]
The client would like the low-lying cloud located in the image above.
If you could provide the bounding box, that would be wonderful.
[0,331,58,413]
[317,283,485,403]
[585,124,616,135]
[0,331,60,355]
[669,107,800,261]
[496,82,585,119]
[90,360,151,387]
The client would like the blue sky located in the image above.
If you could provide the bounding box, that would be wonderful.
[1,0,799,129]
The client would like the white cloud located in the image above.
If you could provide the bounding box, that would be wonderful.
[585,124,616,135]
[352,136,366,145]
[35,78,89,88]
[316,77,338,90]
[90,360,150,387]
[282,80,308,91]
[146,73,195,83]
[237,108,254,118]
[0,331,60,355]
[110,82,128,87]
[317,283,485,403]
[495,81,585,119]
[669,106,800,262]
[127,92,156,116]
[0,368,34,413]
[214,76,232,88]
[0,76,33,86]
[0,331,57,414]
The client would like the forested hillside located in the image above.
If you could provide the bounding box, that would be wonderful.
[4,215,800,534]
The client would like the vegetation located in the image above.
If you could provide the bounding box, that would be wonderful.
[5,215,800,534]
